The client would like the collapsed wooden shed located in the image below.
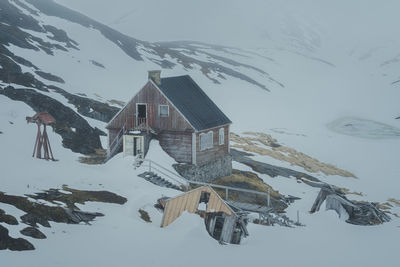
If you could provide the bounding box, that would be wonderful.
[160,186,248,244]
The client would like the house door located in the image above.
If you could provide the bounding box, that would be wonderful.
[136,104,147,127]
[123,135,143,157]
[133,136,142,156]
[137,104,146,119]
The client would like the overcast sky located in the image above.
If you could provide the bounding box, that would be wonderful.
[55,0,400,52]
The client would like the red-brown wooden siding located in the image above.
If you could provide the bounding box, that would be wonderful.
[107,82,193,131]
[195,125,230,165]
[107,81,230,165]
[159,130,192,163]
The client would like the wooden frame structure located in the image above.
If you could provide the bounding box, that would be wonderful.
[161,185,235,227]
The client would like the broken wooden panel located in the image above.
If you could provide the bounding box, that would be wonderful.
[160,186,234,227]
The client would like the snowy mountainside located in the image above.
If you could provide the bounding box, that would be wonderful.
[1,0,400,266]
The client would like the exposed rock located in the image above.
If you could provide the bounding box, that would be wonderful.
[35,71,65,84]
[138,209,151,223]
[231,132,356,178]
[26,186,128,210]
[24,0,281,90]
[20,227,46,239]
[90,60,105,68]
[47,85,119,123]
[0,191,104,227]
[231,148,321,182]
[0,225,34,251]
[0,86,103,154]
[0,208,18,225]
[21,213,51,228]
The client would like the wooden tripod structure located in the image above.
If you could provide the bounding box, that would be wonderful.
[27,112,56,161]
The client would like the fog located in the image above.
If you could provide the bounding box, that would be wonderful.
[55,0,400,53]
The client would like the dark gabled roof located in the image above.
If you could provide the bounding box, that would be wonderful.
[156,75,231,131]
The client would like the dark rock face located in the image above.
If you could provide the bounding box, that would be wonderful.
[20,227,46,239]
[27,186,128,210]
[0,225,35,251]
[0,86,103,154]
[35,71,65,84]
[21,214,51,228]
[21,0,281,90]
[0,187,127,250]
[47,86,120,123]
[0,208,18,225]
[230,149,321,182]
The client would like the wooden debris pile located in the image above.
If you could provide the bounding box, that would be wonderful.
[311,186,391,225]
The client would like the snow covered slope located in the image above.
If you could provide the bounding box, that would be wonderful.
[1,0,400,266]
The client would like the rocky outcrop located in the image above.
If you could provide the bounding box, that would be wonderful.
[18,0,281,91]
[0,187,127,250]
[0,225,34,251]
[0,208,18,225]
[47,85,120,123]
[231,149,321,182]
[20,227,46,239]
[0,86,103,154]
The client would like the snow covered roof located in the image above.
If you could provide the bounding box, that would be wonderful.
[156,75,232,131]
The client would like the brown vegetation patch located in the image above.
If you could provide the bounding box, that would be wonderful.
[211,169,288,212]
[78,148,107,165]
[332,186,364,196]
[388,198,400,207]
[231,132,356,178]
[138,209,152,223]
[27,185,127,210]
[108,99,125,107]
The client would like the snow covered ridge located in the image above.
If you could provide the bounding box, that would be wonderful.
[0,0,283,94]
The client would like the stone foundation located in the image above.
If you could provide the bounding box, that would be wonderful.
[173,155,232,183]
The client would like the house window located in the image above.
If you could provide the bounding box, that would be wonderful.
[159,105,169,117]
[219,128,224,145]
[199,131,213,151]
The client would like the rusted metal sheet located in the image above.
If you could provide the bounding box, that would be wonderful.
[161,186,234,227]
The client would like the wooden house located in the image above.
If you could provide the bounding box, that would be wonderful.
[106,71,233,181]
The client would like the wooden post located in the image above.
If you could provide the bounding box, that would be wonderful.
[297,210,300,224]
[267,188,271,207]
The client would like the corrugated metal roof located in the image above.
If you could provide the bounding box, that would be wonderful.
[157,75,232,131]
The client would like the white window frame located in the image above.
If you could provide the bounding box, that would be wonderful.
[199,131,213,151]
[158,105,169,117]
[219,128,224,145]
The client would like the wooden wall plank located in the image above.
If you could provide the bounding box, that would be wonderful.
[161,186,234,227]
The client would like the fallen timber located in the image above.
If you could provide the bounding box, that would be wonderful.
[311,186,391,225]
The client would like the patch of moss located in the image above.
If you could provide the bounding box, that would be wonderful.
[212,169,288,212]
[78,149,107,165]
[138,209,151,223]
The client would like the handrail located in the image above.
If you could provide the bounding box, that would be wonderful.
[142,164,188,189]
[138,158,188,187]
[109,124,125,151]
[136,158,272,204]
[188,180,269,197]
